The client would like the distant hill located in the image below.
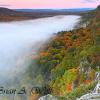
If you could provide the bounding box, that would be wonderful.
[0,7,16,13]
[15,8,94,13]
[0,7,31,21]
[96,5,100,10]
[81,5,100,22]
[0,7,27,16]
[0,7,95,21]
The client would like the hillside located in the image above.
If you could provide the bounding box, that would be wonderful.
[0,7,17,14]
[0,7,33,21]
[7,5,99,100]
[25,5,100,100]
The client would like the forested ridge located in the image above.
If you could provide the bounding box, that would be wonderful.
[27,5,100,100]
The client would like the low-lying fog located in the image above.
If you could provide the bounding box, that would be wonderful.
[0,15,80,79]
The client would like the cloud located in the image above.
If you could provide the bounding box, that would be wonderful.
[0,0,11,7]
[83,0,99,2]
[0,4,11,7]
[0,4,10,6]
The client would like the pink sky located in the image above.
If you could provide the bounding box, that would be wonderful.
[0,0,100,9]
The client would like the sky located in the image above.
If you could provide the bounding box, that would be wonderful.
[0,0,100,9]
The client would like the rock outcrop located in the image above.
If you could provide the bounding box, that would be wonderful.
[38,94,58,100]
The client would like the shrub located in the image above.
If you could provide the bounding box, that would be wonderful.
[63,81,97,100]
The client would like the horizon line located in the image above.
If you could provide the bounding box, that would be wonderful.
[0,6,96,9]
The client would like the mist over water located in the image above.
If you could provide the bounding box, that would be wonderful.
[0,15,80,80]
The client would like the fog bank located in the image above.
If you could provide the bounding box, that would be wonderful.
[0,15,80,79]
